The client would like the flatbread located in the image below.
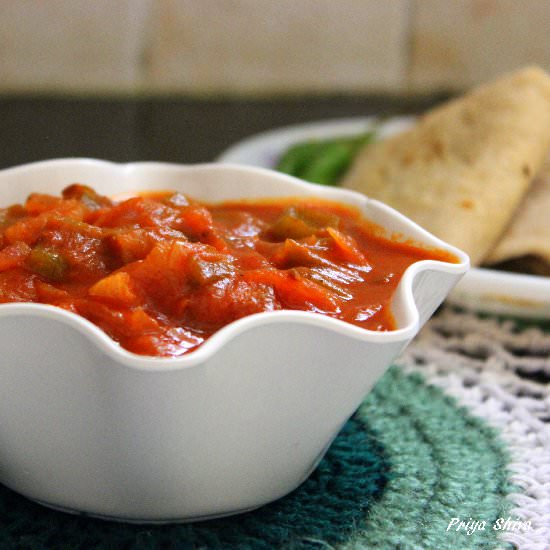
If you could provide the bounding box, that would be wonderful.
[342,67,550,265]
[484,156,550,275]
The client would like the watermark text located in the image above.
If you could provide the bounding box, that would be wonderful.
[446,517,531,535]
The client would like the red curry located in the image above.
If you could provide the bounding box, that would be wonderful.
[0,185,455,357]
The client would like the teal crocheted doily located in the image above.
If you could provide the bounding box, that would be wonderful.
[0,365,513,549]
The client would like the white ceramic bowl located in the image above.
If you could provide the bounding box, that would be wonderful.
[0,159,469,522]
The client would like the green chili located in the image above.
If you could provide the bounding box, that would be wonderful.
[275,131,376,186]
[27,246,69,281]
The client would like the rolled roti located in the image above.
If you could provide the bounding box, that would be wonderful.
[342,67,550,265]
[484,156,550,275]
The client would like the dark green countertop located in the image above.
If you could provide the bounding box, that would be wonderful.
[0,95,446,169]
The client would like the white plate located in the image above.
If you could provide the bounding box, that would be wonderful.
[217,117,550,319]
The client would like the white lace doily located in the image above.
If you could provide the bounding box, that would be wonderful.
[398,306,550,550]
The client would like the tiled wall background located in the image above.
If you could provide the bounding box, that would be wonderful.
[1,0,548,96]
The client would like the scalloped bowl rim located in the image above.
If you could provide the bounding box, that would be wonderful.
[0,158,469,371]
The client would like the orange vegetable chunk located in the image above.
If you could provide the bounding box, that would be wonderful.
[88,271,140,307]
[0,242,31,271]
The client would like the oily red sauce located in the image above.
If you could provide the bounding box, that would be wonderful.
[0,185,456,357]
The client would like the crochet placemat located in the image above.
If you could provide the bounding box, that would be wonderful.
[0,306,548,549]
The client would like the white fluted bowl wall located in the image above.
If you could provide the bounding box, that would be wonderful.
[0,159,469,522]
